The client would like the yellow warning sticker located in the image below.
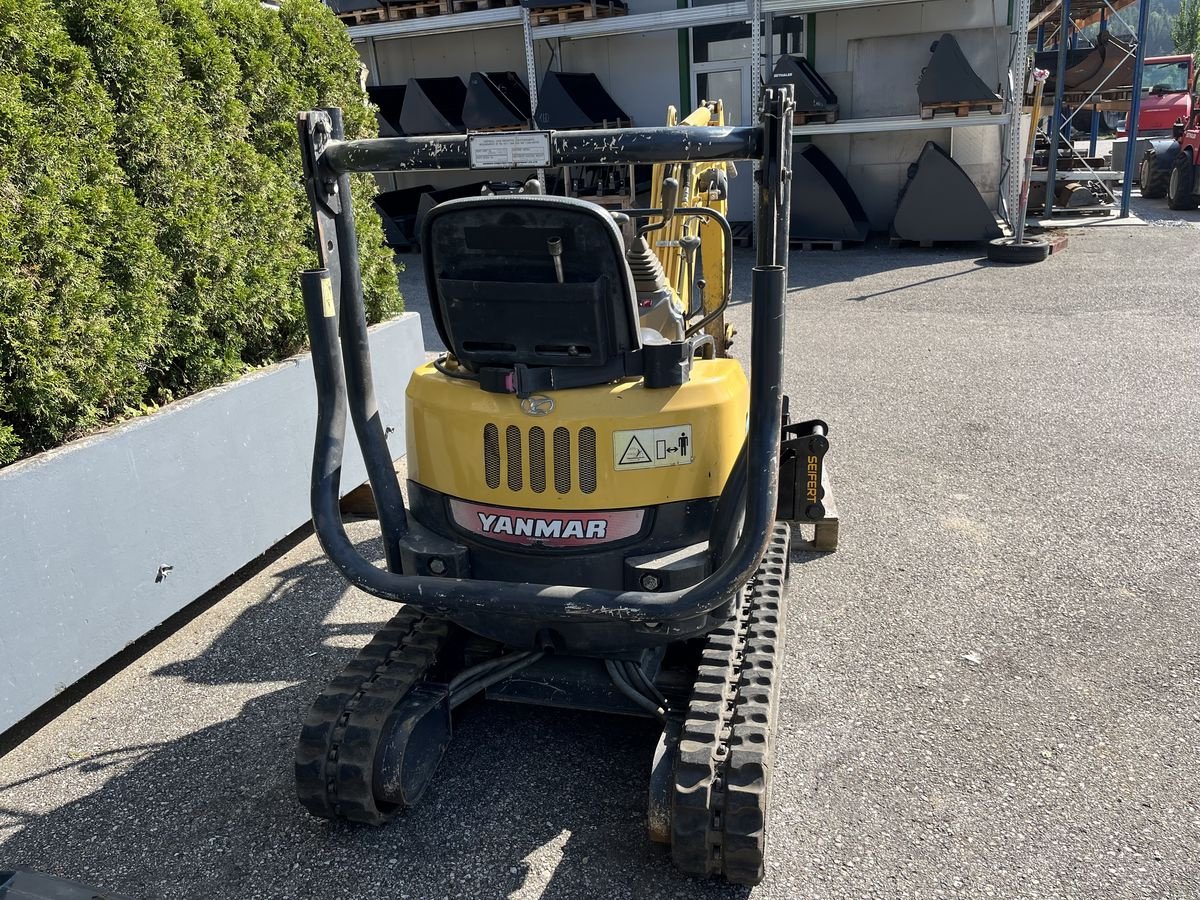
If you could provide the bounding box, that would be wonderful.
[321,279,335,318]
[613,425,693,471]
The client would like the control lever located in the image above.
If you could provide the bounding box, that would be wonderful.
[547,237,564,284]
[636,176,681,240]
[680,232,702,316]
[660,177,679,223]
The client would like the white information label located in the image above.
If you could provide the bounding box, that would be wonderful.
[613,425,693,471]
[468,132,552,169]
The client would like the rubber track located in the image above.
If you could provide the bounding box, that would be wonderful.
[295,608,449,825]
[671,523,790,885]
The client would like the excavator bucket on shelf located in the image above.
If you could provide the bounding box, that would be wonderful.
[373,184,436,249]
[770,55,839,122]
[414,182,488,241]
[790,145,868,244]
[917,34,1002,106]
[892,142,1001,244]
[1034,30,1135,93]
[535,71,632,129]
[399,76,467,135]
[366,85,407,135]
[463,71,532,131]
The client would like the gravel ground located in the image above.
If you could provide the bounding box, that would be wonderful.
[2,222,1198,900]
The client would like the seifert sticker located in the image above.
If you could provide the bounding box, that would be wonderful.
[613,425,693,471]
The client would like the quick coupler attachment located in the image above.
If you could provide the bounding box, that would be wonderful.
[776,414,839,552]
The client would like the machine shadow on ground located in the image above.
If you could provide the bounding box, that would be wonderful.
[724,242,990,309]
[0,531,756,900]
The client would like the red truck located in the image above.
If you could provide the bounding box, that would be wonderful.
[1120,54,1195,138]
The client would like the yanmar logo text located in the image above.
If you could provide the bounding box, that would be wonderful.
[449,501,644,548]
[478,512,608,540]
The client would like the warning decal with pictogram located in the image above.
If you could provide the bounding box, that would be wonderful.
[618,436,651,466]
[613,425,693,471]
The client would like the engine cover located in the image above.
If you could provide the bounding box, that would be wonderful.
[405,358,748,512]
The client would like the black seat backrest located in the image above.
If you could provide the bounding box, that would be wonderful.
[421,195,641,391]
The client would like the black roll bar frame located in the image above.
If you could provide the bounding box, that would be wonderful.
[297,86,794,625]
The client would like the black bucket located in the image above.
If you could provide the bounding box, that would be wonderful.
[463,72,532,130]
[790,145,868,243]
[373,184,436,248]
[367,84,407,134]
[893,142,1002,243]
[414,182,489,242]
[535,71,631,129]
[770,55,838,116]
[917,34,1002,106]
[400,76,468,135]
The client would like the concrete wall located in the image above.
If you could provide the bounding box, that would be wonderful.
[0,314,424,734]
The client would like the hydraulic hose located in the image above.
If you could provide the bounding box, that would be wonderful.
[301,264,787,625]
[623,660,671,711]
[605,660,665,720]
[449,652,545,710]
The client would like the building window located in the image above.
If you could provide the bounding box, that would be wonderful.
[690,7,805,66]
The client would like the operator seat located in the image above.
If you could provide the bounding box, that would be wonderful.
[421,195,642,395]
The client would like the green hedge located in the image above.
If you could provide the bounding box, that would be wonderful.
[0,0,399,466]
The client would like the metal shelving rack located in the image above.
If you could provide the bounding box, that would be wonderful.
[347,0,1029,229]
[1026,0,1150,217]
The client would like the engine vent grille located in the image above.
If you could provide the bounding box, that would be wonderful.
[483,424,500,489]
[505,425,523,491]
[482,424,598,495]
[579,427,597,494]
[552,427,571,494]
[529,427,546,493]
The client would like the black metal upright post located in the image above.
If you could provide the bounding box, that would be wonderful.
[300,109,410,574]
[754,86,794,268]
[1044,0,1072,217]
[1119,0,1152,216]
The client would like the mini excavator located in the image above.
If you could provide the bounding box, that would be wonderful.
[294,85,838,884]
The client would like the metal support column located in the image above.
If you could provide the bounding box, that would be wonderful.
[1043,0,1071,216]
[765,11,774,74]
[521,6,546,184]
[1089,107,1100,156]
[1006,0,1034,226]
[1119,0,1151,216]
[750,0,763,246]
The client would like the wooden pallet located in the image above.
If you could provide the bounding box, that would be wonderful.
[336,4,391,24]
[793,109,837,126]
[789,239,846,251]
[527,1,624,25]
[387,0,448,19]
[888,236,987,249]
[468,122,530,132]
[451,0,516,11]
[529,3,595,23]
[1060,89,1133,105]
[919,100,1004,120]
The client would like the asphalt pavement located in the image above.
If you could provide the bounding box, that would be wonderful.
[1,217,1198,899]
